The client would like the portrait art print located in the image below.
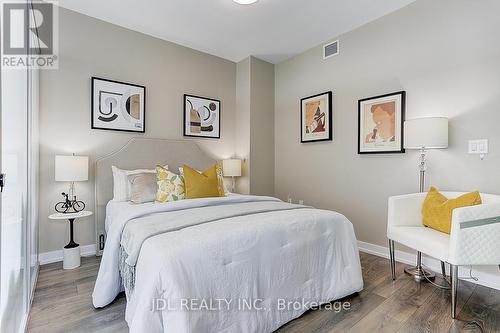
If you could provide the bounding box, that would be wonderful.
[300,91,333,143]
[91,77,146,133]
[184,94,221,139]
[358,91,406,154]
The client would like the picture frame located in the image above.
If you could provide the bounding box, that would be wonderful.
[358,91,406,154]
[300,91,333,143]
[184,94,221,139]
[91,77,146,133]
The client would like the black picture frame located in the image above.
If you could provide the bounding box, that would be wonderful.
[300,91,333,143]
[91,77,146,133]
[183,94,221,139]
[357,91,406,154]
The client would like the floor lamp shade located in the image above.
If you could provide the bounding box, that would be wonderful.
[55,155,89,182]
[404,117,448,149]
[402,117,448,282]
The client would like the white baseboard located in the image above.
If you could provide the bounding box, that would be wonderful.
[358,240,500,291]
[39,244,96,265]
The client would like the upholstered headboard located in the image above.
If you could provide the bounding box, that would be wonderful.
[94,138,216,255]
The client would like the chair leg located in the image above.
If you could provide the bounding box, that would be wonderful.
[441,261,446,277]
[389,239,396,280]
[451,265,458,319]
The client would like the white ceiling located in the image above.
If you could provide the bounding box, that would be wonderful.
[58,0,415,64]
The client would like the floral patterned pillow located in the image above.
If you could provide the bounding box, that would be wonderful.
[155,165,185,203]
[214,163,227,195]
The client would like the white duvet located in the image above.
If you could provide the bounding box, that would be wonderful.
[93,195,363,333]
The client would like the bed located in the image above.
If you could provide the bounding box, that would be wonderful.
[92,138,363,333]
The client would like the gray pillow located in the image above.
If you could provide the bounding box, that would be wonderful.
[128,173,157,204]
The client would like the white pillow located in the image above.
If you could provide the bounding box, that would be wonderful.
[112,165,168,202]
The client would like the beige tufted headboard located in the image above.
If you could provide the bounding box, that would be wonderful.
[94,137,216,255]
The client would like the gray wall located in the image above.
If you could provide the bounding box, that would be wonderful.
[39,8,237,253]
[275,0,500,265]
[235,58,251,194]
[235,56,275,196]
[249,57,275,196]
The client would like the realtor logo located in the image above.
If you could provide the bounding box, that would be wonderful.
[1,0,58,69]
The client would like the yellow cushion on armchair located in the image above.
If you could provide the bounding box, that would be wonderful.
[422,187,482,234]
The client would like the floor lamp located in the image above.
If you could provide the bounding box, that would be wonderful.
[403,117,448,282]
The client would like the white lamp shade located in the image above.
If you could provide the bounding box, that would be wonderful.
[55,155,89,181]
[404,117,448,149]
[222,159,242,177]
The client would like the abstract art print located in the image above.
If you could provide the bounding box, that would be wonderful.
[358,91,405,154]
[184,94,220,139]
[301,91,332,143]
[91,77,145,133]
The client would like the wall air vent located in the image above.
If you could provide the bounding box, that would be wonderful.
[323,40,339,59]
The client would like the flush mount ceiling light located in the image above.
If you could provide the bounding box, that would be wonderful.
[233,0,259,4]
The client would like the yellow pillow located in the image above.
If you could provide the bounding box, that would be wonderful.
[179,162,226,196]
[183,164,222,199]
[422,187,482,234]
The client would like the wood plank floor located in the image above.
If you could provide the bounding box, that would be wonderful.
[27,252,500,332]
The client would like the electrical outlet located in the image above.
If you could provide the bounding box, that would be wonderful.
[298,200,304,205]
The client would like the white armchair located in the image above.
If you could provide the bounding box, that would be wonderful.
[387,191,500,318]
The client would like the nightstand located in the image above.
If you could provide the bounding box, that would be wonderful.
[48,211,93,269]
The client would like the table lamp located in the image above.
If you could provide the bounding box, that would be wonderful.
[403,117,448,281]
[222,159,242,193]
[55,155,89,213]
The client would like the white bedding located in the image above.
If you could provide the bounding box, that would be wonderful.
[105,200,132,232]
[93,195,363,333]
[104,193,239,232]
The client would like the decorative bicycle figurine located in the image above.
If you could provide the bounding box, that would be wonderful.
[55,192,85,214]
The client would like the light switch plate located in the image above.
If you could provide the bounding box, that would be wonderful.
[468,139,488,154]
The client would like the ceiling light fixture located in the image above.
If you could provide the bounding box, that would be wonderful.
[233,0,259,5]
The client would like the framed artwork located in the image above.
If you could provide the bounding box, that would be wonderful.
[300,91,333,143]
[184,94,221,139]
[358,91,406,154]
[91,77,146,133]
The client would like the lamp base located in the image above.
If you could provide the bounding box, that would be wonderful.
[405,251,435,283]
[404,266,435,282]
